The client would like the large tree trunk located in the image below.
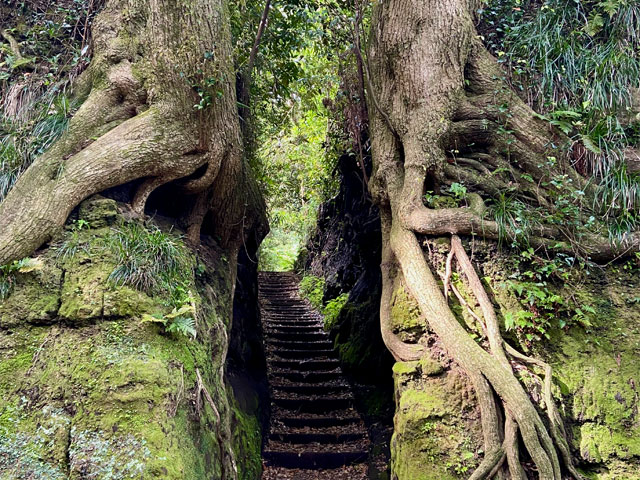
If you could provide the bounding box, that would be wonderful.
[367,1,597,478]
[0,0,263,265]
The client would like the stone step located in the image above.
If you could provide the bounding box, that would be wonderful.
[276,412,362,429]
[270,358,340,371]
[269,348,336,359]
[271,382,349,396]
[263,322,321,330]
[263,442,368,470]
[269,331,327,342]
[271,396,353,413]
[261,464,369,480]
[269,369,342,383]
[264,325,324,334]
[268,340,333,350]
[269,430,366,445]
[259,272,371,474]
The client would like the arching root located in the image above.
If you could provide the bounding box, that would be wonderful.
[444,235,583,479]
[379,212,425,361]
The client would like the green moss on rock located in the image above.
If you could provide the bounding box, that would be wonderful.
[391,358,481,479]
[0,201,262,479]
[77,196,118,228]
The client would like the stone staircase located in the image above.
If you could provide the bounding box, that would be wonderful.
[259,272,369,480]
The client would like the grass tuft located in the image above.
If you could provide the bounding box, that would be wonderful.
[104,222,194,308]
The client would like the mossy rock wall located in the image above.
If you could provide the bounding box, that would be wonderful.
[389,239,640,479]
[0,197,261,479]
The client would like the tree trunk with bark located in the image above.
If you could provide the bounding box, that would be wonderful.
[0,0,265,265]
[365,0,634,478]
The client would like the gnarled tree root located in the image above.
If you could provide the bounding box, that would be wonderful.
[446,234,583,479]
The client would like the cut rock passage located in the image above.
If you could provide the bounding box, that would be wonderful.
[259,272,370,480]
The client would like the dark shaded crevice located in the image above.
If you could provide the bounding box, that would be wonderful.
[228,231,270,448]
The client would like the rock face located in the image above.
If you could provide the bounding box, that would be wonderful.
[0,196,261,480]
[388,240,640,480]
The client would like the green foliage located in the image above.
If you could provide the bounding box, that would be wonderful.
[445,449,475,476]
[258,227,301,272]
[489,192,537,248]
[105,222,200,339]
[501,247,595,344]
[166,316,197,338]
[298,274,349,330]
[480,0,640,111]
[490,159,598,251]
[232,1,350,271]
[1,0,97,198]
[323,292,349,330]
[298,274,325,310]
[104,222,194,308]
[480,0,640,241]
[255,55,337,270]
[54,219,90,260]
[0,93,73,200]
[0,257,42,299]
[423,182,468,209]
[448,182,468,203]
[143,302,198,340]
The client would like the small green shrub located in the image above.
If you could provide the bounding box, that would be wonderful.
[142,301,198,339]
[298,275,325,310]
[299,275,350,330]
[323,293,349,330]
[166,316,197,338]
[479,0,640,241]
[54,219,90,260]
[105,222,199,339]
[448,182,468,203]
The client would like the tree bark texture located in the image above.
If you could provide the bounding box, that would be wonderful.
[0,0,266,265]
[367,0,593,478]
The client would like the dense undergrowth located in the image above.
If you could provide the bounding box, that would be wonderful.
[0,0,99,200]
[479,0,640,242]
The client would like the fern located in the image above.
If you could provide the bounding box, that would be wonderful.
[166,317,197,339]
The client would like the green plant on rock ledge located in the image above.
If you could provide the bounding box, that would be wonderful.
[142,300,198,340]
[0,257,42,299]
[323,293,349,330]
[54,219,91,260]
[298,275,325,310]
[500,247,596,344]
[299,274,350,330]
[104,222,199,339]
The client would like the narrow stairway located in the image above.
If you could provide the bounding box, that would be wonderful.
[259,272,370,480]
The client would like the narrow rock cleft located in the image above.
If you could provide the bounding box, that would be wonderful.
[259,272,370,480]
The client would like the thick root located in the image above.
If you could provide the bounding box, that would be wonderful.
[0,111,204,265]
[379,211,425,361]
[390,223,565,478]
